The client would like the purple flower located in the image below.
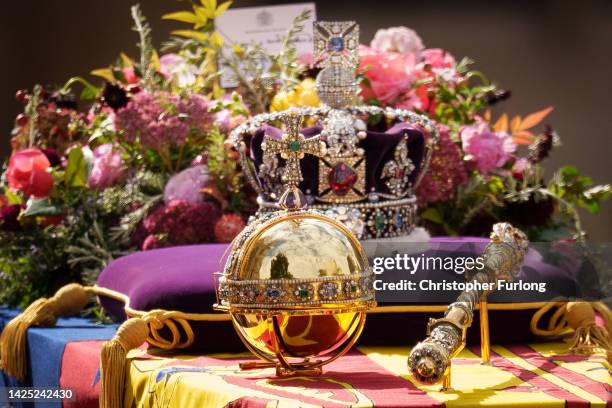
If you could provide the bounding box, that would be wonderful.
[88,144,126,190]
[176,93,213,135]
[163,165,213,204]
[460,119,516,174]
[114,91,212,150]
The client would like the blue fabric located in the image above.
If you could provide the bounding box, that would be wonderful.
[0,308,117,408]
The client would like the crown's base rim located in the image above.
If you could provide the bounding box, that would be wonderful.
[255,198,418,240]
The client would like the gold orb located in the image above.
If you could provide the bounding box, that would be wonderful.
[215,209,375,375]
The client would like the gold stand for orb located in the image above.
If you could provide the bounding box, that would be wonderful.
[234,312,367,377]
[479,297,491,365]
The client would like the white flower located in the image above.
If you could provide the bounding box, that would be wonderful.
[370,26,425,57]
[159,53,199,88]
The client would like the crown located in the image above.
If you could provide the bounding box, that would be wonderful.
[232,21,440,240]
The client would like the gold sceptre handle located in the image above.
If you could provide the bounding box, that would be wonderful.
[407,222,528,391]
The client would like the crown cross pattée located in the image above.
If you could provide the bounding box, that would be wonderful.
[261,112,326,209]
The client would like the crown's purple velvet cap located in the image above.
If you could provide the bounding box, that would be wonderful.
[246,122,425,197]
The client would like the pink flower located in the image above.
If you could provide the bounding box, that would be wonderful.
[123,67,139,84]
[214,213,246,243]
[511,157,530,181]
[460,119,516,174]
[7,149,54,198]
[163,165,213,204]
[358,46,415,105]
[142,234,164,250]
[114,91,212,150]
[421,48,456,69]
[416,125,468,205]
[370,26,424,57]
[88,144,126,190]
[297,52,314,67]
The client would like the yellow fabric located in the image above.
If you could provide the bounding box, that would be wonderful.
[123,341,611,408]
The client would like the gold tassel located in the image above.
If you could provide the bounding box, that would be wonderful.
[0,283,89,380]
[566,301,612,354]
[99,318,149,408]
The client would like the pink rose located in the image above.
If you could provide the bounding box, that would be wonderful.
[297,52,314,68]
[370,26,424,57]
[88,144,126,190]
[511,157,530,181]
[163,165,212,204]
[358,45,415,104]
[123,67,139,84]
[7,149,54,198]
[421,48,456,69]
[460,119,516,174]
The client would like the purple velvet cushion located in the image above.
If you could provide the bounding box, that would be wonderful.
[97,244,244,352]
[96,238,582,349]
[98,244,227,318]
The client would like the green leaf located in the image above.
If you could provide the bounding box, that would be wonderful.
[5,190,22,205]
[421,207,444,224]
[80,85,98,100]
[64,147,87,187]
[24,198,61,217]
[112,69,128,83]
[162,11,199,23]
[559,165,579,179]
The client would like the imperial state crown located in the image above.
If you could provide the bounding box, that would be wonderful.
[232,21,440,240]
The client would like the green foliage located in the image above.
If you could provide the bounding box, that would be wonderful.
[204,126,246,212]
[270,253,293,279]
[549,165,611,214]
[64,147,88,187]
[62,77,101,101]
[131,4,155,86]
[23,198,61,217]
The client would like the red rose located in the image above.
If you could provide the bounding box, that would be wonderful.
[7,149,54,198]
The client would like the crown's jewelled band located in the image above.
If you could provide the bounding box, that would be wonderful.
[218,270,376,309]
[257,198,417,240]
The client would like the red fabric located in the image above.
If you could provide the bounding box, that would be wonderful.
[59,340,104,408]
